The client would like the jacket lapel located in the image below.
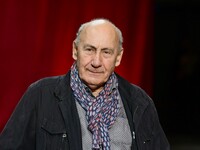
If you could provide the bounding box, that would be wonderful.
[117,73,149,150]
[54,72,82,150]
[117,74,149,130]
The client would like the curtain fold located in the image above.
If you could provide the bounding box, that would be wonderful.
[0,0,153,131]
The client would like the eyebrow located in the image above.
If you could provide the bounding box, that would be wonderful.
[102,48,114,51]
[83,44,96,49]
[84,44,114,52]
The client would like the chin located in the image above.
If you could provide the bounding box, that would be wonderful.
[80,73,107,86]
[83,78,104,87]
[87,80,102,86]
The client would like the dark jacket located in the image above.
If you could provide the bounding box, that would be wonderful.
[0,72,170,150]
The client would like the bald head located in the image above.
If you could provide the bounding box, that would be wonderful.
[74,19,123,50]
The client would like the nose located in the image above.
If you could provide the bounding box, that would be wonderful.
[91,52,102,68]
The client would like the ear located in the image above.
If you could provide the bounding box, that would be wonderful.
[115,49,123,67]
[72,41,78,60]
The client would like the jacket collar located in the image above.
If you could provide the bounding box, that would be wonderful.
[54,71,149,130]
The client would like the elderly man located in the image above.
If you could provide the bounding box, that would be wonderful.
[0,19,170,150]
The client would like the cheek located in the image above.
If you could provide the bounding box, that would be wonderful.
[77,53,89,65]
[104,60,116,72]
[76,55,91,72]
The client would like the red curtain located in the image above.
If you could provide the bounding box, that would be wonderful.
[0,0,153,132]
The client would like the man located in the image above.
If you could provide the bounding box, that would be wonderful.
[0,19,170,150]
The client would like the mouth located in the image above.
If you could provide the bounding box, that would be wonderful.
[87,69,104,74]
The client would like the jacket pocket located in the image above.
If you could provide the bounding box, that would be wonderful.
[41,118,69,150]
[136,120,154,150]
[136,129,153,150]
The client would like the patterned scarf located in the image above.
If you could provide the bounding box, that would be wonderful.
[70,63,120,150]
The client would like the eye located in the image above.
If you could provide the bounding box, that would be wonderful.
[86,48,92,51]
[84,47,95,55]
[104,50,111,54]
[102,49,113,57]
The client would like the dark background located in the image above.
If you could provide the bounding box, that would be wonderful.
[154,0,200,149]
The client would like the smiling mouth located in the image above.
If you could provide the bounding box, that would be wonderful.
[88,69,104,74]
[90,71,102,73]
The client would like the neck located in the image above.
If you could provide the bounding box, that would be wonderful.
[91,89,102,97]
[84,83,105,97]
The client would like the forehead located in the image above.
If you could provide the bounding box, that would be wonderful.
[79,23,119,47]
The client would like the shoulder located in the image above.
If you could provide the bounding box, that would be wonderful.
[30,75,64,88]
[116,73,150,98]
[25,74,68,96]
[116,73,153,107]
